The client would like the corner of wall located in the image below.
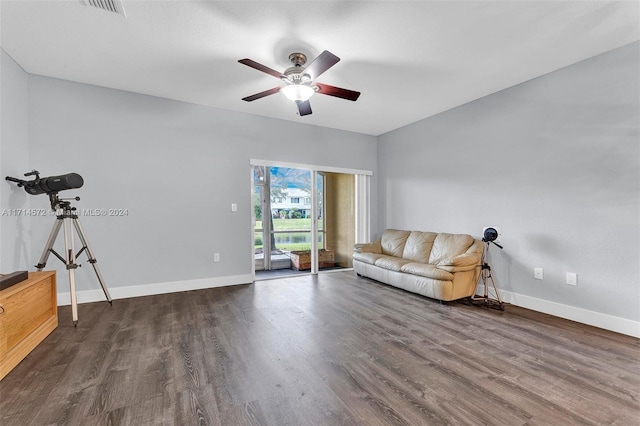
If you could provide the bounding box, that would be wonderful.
[0,48,31,272]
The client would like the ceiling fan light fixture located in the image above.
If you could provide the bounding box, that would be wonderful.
[281,84,315,102]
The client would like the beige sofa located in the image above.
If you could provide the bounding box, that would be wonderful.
[353,229,484,302]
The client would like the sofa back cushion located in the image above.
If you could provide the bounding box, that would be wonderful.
[402,231,437,263]
[380,229,411,257]
[428,233,474,265]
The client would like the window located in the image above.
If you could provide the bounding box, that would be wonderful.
[291,197,300,204]
[304,197,311,205]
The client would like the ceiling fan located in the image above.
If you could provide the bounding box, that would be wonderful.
[238,50,360,116]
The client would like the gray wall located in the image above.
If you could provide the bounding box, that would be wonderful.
[6,69,377,291]
[2,42,637,332]
[378,42,639,323]
[0,49,30,272]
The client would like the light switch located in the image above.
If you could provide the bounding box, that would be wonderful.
[231,203,237,212]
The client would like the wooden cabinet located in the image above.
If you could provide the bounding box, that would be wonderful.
[0,271,57,381]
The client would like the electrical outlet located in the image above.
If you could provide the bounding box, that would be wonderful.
[566,272,577,285]
[214,253,220,262]
[534,268,543,280]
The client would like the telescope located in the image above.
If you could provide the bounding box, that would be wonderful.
[5,168,111,325]
[5,170,83,195]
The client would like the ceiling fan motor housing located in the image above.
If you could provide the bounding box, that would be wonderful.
[288,53,307,66]
[283,53,312,84]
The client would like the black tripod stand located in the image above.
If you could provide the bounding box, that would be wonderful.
[36,192,112,325]
[472,240,505,310]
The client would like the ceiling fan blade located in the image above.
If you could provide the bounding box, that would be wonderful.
[315,83,361,101]
[242,87,281,102]
[238,59,285,79]
[303,50,340,80]
[296,100,312,116]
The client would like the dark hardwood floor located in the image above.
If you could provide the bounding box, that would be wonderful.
[1,271,638,425]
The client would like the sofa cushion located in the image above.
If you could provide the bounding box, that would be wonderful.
[354,241,382,254]
[428,233,474,265]
[436,240,484,272]
[374,256,412,272]
[402,231,437,263]
[381,229,411,257]
[353,251,385,265]
[400,263,455,281]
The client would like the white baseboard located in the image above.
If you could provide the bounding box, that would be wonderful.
[58,276,639,339]
[56,274,254,306]
[476,285,640,338]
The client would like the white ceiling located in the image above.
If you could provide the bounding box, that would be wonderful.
[1,1,638,136]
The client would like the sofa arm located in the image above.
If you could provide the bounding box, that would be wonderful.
[354,241,382,254]
[436,253,481,272]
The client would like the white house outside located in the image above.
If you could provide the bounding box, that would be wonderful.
[270,188,312,218]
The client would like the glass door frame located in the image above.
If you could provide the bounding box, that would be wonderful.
[254,166,273,271]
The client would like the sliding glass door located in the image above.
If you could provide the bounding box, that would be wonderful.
[252,161,370,278]
[322,172,355,269]
[253,165,315,273]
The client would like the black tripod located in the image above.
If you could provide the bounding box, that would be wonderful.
[36,192,112,325]
[472,240,505,310]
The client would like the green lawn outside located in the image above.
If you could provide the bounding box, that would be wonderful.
[255,218,323,251]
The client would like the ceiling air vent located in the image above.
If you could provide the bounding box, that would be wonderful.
[84,0,126,17]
